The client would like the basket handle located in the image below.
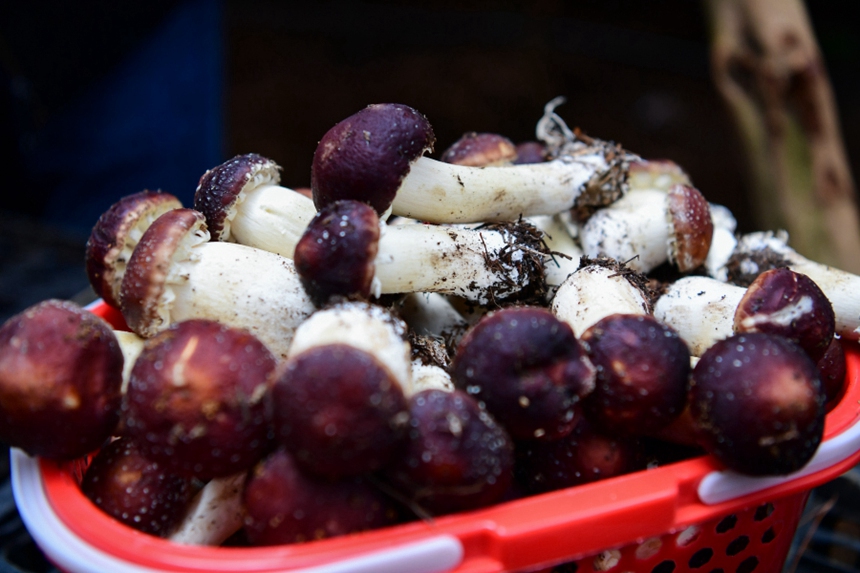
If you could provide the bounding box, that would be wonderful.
[698,412,860,504]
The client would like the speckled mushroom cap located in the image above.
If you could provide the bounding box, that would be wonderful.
[311,103,435,215]
[667,184,714,272]
[439,132,517,166]
[120,208,208,338]
[193,153,281,241]
[86,190,182,308]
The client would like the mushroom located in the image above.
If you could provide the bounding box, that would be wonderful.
[193,153,317,259]
[690,332,825,476]
[311,103,636,223]
[86,190,182,308]
[722,231,860,341]
[292,199,549,307]
[242,447,400,546]
[0,299,123,460]
[119,208,315,359]
[578,184,714,274]
[654,268,836,360]
[272,300,412,479]
[550,258,653,338]
[439,132,517,166]
[81,436,196,537]
[123,318,277,480]
[449,306,596,441]
[579,314,692,437]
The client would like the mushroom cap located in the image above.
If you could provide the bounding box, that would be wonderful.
[690,332,825,476]
[439,132,517,166]
[242,447,399,546]
[293,200,381,306]
[311,103,435,215]
[667,184,713,272]
[272,343,409,479]
[0,299,123,459]
[733,267,835,362]
[512,141,548,165]
[450,306,596,441]
[123,319,277,479]
[81,436,196,536]
[580,313,691,436]
[120,208,208,338]
[86,190,182,308]
[626,159,691,192]
[382,388,514,515]
[194,153,281,241]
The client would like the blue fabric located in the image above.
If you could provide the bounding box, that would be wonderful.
[32,0,224,236]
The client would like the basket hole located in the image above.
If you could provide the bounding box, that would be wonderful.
[708,570,725,573]
[753,502,774,521]
[551,563,579,572]
[736,556,759,573]
[650,560,676,573]
[726,535,749,556]
[761,527,776,543]
[688,548,713,568]
[715,514,737,533]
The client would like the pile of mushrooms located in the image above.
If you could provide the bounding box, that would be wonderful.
[0,98,853,548]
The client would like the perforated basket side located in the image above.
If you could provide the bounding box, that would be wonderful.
[532,492,808,573]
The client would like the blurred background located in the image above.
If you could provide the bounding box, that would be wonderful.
[2,1,860,571]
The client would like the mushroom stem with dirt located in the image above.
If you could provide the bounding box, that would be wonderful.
[311,102,637,224]
[119,208,316,359]
[193,153,317,259]
[293,199,549,307]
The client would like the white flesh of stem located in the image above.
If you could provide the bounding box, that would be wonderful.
[168,472,246,546]
[374,223,535,305]
[287,302,413,396]
[229,184,316,259]
[165,241,315,360]
[113,330,145,394]
[411,361,455,395]
[580,190,670,273]
[391,154,608,224]
[528,214,583,299]
[396,292,469,340]
[653,276,746,356]
[550,264,650,337]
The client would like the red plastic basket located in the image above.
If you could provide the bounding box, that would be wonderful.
[11,300,860,573]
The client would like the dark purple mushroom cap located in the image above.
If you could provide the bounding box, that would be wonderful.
[293,200,380,306]
[123,319,277,480]
[272,343,409,479]
[690,332,825,476]
[193,153,281,241]
[120,208,208,338]
[512,141,548,165]
[667,184,713,272]
[450,306,596,441]
[439,132,517,166]
[81,436,196,536]
[580,314,691,436]
[243,447,400,546]
[86,190,182,308]
[733,267,836,362]
[382,388,514,515]
[515,416,644,494]
[311,103,435,215]
[0,300,123,459]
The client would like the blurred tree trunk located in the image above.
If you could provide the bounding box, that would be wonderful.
[706,0,860,272]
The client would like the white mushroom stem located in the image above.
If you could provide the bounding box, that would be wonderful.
[389,151,615,224]
[113,330,145,395]
[705,203,739,281]
[653,276,746,356]
[228,184,316,259]
[727,231,860,340]
[411,361,455,394]
[372,221,545,306]
[168,472,247,546]
[527,214,583,298]
[287,301,413,396]
[395,292,469,343]
[550,262,652,337]
[136,227,315,360]
[579,190,671,273]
